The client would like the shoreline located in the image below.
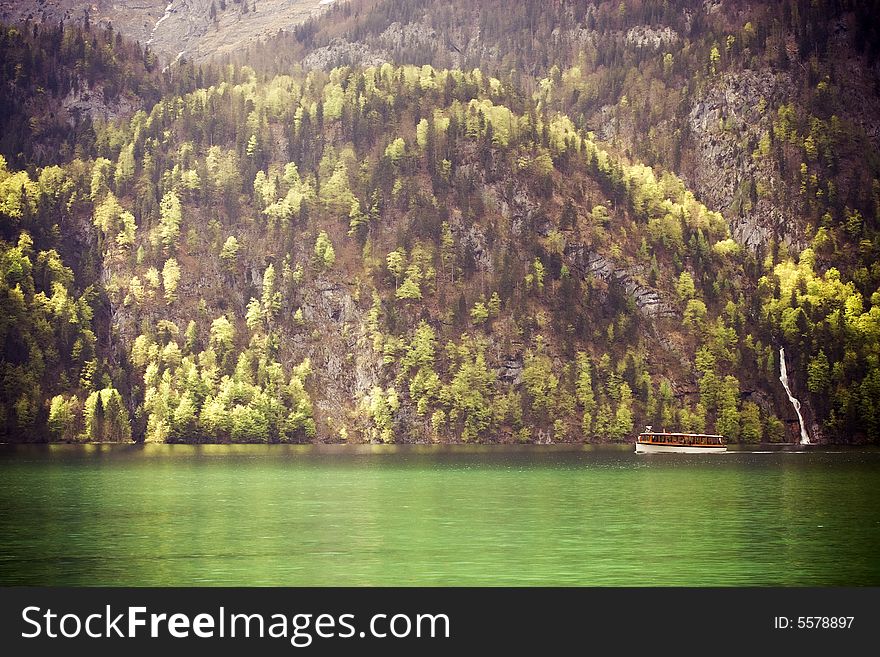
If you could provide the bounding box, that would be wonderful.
[0,441,872,451]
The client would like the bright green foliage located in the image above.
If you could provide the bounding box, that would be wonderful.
[594,403,613,438]
[1,19,878,446]
[402,321,437,374]
[487,292,501,317]
[532,258,545,291]
[431,408,446,433]
[247,263,284,334]
[575,353,596,433]
[261,264,282,324]
[591,205,610,226]
[443,341,497,441]
[657,379,675,428]
[138,325,316,442]
[384,138,406,163]
[386,249,405,284]
[231,402,269,442]
[265,167,313,225]
[845,208,863,237]
[679,403,707,434]
[610,382,634,441]
[522,346,559,415]
[683,298,708,328]
[740,402,762,442]
[162,258,181,302]
[715,375,741,440]
[406,325,442,417]
[676,271,696,302]
[712,238,740,258]
[48,395,79,441]
[205,146,242,209]
[320,161,356,218]
[760,253,880,437]
[246,135,259,159]
[115,143,135,190]
[363,386,399,443]
[396,265,423,301]
[0,168,36,219]
[90,158,113,200]
[470,301,489,324]
[171,393,199,441]
[220,236,239,271]
[314,231,336,270]
[209,316,235,358]
[246,298,263,331]
[416,119,430,150]
[0,231,96,437]
[93,193,136,249]
[709,45,721,74]
[158,191,182,250]
[807,350,830,393]
[83,388,131,442]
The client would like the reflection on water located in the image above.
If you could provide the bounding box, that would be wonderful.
[0,444,878,586]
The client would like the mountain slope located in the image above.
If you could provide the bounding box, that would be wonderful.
[0,0,327,64]
[252,0,880,254]
[1,3,879,444]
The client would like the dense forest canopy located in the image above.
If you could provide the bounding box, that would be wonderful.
[1,0,879,444]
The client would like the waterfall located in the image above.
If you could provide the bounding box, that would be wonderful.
[147,1,175,46]
[779,347,811,445]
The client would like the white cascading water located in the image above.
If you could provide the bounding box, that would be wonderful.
[147,1,175,46]
[779,347,811,445]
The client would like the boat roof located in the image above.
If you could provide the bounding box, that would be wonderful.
[638,431,724,438]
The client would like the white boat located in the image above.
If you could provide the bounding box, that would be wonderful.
[635,426,727,454]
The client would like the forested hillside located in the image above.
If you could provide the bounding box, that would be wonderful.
[1,1,879,444]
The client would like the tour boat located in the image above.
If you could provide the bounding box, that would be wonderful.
[635,426,727,453]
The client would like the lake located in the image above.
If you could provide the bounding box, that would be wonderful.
[0,444,878,586]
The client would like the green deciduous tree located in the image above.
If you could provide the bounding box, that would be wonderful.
[470,301,489,324]
[220,236,239,271]
[522,343,559,416]
[48,395,79,441]
[715,375,741,440]
[610,382,634,441]
[162,257,181,302]
[158,190,182,250]
[396,265,423,301]
[83,388,131,442]
[676,271,696,302]
[807,350,831,393]
[210,316,235,360]
[575,352,596,433]
[314,231,335,270]
[740,401,762,442]
[384,138,406,163]
[445,344,496,441]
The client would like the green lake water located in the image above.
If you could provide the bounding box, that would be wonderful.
[0,444,878,586]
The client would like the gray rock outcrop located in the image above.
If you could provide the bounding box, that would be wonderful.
[565,244,676,318]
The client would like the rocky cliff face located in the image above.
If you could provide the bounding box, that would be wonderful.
[301,38,388,70]
[1,0,173,48]
[684,69,800,252]
[148,0,324,64]
[565,245,676,319]
[61,81,143,123]
[0,0,325,64]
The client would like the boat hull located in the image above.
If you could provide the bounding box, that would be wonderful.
[635,443,727,454]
